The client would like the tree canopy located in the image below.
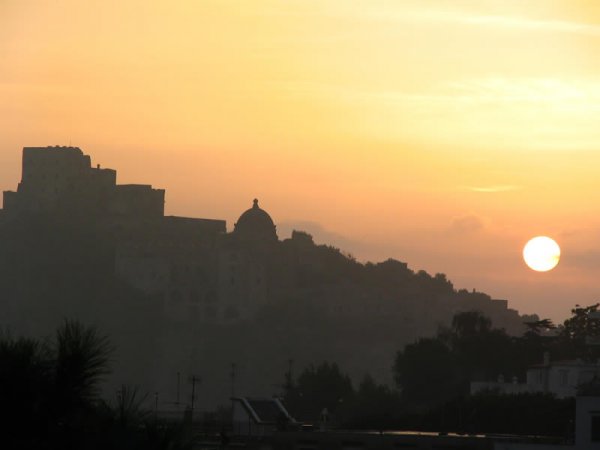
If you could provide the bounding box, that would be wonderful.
[0,320,190,450]
[393,304,600,409]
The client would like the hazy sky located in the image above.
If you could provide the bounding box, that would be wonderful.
[2,0,600,322]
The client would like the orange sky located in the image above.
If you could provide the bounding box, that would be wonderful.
[2,0,600,322]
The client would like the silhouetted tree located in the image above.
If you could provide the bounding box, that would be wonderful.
[395,311,518,407]
[394,337,458,407]
[524,318,555,337]
[54,320,113,415]
[339,374,402,429]
[284,362,354,423]
[0,321,191,450]
[561,304,600,341]
[0,334,53,446]
[450,310,492,339]
[553,303,600,361]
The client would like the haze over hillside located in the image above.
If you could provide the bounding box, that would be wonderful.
[2,1,599,323]
[0,146,535,407]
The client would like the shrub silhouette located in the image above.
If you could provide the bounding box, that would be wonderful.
[0,320,191,450]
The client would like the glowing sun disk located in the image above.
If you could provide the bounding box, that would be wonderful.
[523,236,560,272]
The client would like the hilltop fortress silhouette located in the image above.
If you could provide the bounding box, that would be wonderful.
[0,146,535,405]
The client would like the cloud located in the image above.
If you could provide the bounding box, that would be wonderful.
[453,13,600,37]
[257,3,600,38]
[563,250,600,270]
[277,77,600,115]
[448,213,485,235]
[277,220,364,251]
[465,185,522,193]
[447,78,600,108]
[357,7,600,38]
[273,75,600,152]
[277,220,412,264]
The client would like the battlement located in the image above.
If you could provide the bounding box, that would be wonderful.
[111,184,165,217]
[23,145,86,177]
[3,146,162,218]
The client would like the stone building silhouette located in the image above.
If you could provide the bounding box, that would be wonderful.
[0,145,537,407]
[1,147,281,324]
[1,146,529,333]
[3,146,164,217]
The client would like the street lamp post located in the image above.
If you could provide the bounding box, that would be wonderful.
[189,375,201,420]
[176,371,181,406]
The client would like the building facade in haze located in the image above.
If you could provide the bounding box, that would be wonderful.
[3,146,164,217]
[1,145,529,332]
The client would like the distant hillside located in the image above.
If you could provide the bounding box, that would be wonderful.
[0,146,536,408]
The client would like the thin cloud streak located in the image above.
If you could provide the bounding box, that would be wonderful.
[273,76,600,151]
[277,77,600,109]
[359,7,600,38]
[458,14,600,37]
[465,185,522,193]
[447,78,600,109]
[258,4,600,38]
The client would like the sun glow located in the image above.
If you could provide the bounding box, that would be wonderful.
[1,0,599,321]
[523,236,561,272]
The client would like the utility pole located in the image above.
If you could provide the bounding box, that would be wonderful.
[190,375,201,419]
[231,363,236,398]
[231,363,236,431]
[154,392,159,420]
[285,358,294,393]
[176,371,181,406]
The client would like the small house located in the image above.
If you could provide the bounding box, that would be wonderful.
[231,397,298,436]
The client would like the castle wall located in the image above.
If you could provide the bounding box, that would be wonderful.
[2,146,527,335]
[4,146,165,218]
[110,184,165,218]
[112,215,226,322]
[217,247,268,322]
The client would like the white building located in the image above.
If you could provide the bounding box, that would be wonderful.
[471,355,600,399]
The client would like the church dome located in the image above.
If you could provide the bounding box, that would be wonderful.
[234,199,278,241]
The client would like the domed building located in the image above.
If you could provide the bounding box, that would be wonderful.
[234,199,278,242]
[213,199,277,323]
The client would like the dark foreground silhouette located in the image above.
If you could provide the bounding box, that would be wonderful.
[280,307,594,437]
[0,320,191,450]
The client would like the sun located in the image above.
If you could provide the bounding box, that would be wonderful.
[523,236,560,272]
